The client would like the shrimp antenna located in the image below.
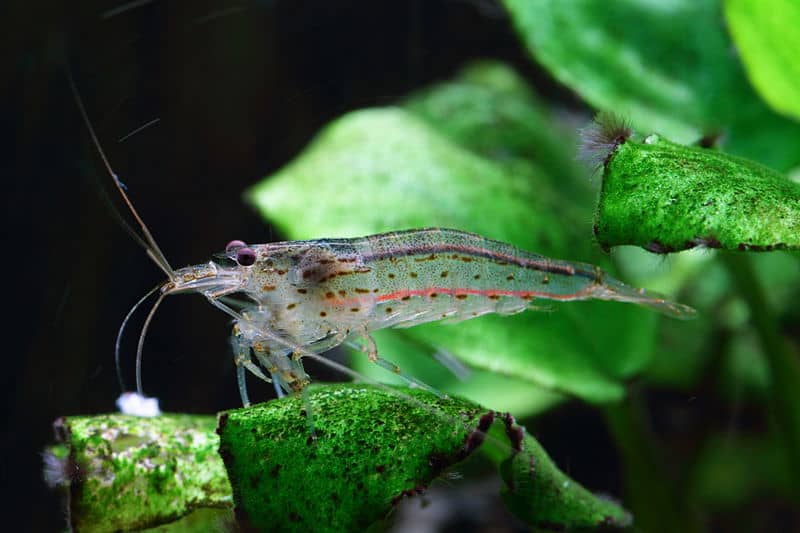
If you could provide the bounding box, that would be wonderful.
[66,69,175,280]
[115,284,161,391]
[136,290,168,396]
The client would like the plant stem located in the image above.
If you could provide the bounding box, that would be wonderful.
[603,393,702,533]
[720,252,800,497]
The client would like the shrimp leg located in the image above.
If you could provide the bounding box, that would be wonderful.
[235,365,250,407]
[274,380,287,399]
[232,334,272,407]
[301,386,317,438]
[348,330,447,398]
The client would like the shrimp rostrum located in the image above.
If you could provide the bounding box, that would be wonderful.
[70,76,695,407]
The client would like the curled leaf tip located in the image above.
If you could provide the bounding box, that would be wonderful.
[578,112,633,171]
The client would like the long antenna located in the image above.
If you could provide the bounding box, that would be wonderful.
[115,284,161,391]
[66,68,175,279]
[136,290,168,395]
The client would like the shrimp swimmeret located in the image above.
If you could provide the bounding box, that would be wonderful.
[70,76,695,407]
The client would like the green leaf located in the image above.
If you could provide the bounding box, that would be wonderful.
[247,62,666,406]
[725,0,800,120]
[499,432,632,529]
[355,328,565,418]
[45,414,233,532]
[216,384,632,531]
[501,0,800,171]
[594,134,800,252]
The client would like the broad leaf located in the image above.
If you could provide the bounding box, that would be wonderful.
[248,63,666,406]
[217,384,632,531]
[502,0,800,171]
[725,0,800,121]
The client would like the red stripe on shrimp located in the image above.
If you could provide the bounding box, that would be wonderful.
[375,286,595,303]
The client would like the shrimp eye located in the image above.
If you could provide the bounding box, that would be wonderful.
[236,247,257,266]
[226,239,246,253]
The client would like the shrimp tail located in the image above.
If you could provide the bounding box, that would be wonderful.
[592,276,697,320]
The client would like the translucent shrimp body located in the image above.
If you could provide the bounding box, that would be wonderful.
[201,228,694,402]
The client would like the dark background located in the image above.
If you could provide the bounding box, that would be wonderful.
[4,1,705,530]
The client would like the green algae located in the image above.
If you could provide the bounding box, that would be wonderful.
[49,414,232,532]
[595,135,800,252]
[48,385,632,531]
[216,384,632,532]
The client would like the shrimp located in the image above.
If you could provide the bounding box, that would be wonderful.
[205,230,696,402]
[68,74,696,409]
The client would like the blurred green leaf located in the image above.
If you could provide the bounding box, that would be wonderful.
[403,61,588,199]
[502,0,800,171]
[217,384,632,531]
[725,0,800,120]
[359,329,565,418]
[688,433,794,509]
[595,135,800,252]
[645,307,715,389]
[718,329,770,400]
[248,62,668,406]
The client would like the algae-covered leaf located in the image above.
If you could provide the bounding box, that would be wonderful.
[725,0,800,121]
[501,0,800,171]
[45,414,232,532]
[248,62,665,406]
[216,384,632,531]
[594,133,800,252]
[499,431,632,529]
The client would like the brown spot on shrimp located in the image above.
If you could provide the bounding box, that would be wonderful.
[262,285,276,292]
